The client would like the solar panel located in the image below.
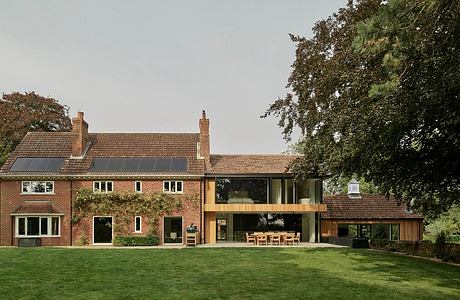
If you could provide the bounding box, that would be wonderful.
[89,157,188,173]
[10,158,64,172]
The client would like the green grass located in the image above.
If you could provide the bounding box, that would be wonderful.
[0,247,459,299]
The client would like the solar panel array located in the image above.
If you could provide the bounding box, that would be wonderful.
[89,157,188,173]
[10,157,65,172]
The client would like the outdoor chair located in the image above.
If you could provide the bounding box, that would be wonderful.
[246,232,256,245]
[257,234,268,246]
[293,232,301,244]
[271,234,281,245]
[284,233,295,245]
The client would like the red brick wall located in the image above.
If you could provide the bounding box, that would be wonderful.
[1,179,202,246]
[71,179,202,245]
[0,180,72,246]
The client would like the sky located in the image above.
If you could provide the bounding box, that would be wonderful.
[1,0,346,154]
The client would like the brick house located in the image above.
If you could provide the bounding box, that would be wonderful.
[0,111,422,246]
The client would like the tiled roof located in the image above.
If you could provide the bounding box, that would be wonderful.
[208,154,300,174]
[11,201,63,215]
[322,195,424,220]
[1,132,204,175]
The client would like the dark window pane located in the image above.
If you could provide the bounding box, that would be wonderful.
[176,181,183,192]
[41,218,48,235]
[135,181,142,192]
[135,217,141,231]
[46,182,54,193]
[32,182,46,193]
[51,217,59,235]
[164,217,182,243]
[18,218,26,235]
[216,178,268,204]
[107,182,113,192]
[27,217,40,236]
[163,181,170,192]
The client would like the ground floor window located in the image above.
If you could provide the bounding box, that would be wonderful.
[15,216,60,237]
[338,223,400,240]
[164,217,182,244]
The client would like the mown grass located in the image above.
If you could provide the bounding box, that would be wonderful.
[0,247,459,299]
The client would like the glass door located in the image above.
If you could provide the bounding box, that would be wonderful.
[164,217,183,244]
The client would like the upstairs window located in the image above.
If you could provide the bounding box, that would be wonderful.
[134,181,142,193]
[163,181,183,193]
[21,181,54,194]
[93,181,113,193]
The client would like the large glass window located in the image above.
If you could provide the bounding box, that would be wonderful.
[338,223,400,240]
[216,178,268,204]
[16,216,60,237]
[21,181,54,194]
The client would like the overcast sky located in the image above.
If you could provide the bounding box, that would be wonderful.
[1,0,346,154]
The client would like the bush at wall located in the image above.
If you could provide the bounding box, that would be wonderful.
[113,236,160,246]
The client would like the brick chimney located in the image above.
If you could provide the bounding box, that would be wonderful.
[199,110,211,169]
[71,111,89,158]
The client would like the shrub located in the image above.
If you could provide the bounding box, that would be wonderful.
[369,239,390,250]
[75,234,89,246]
[113,236,160,246]
[433,232,447,259]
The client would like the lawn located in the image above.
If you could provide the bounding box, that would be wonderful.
[0,247,459,299]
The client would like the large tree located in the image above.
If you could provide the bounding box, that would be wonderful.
[264,0,460,217]
[0,92,72,165]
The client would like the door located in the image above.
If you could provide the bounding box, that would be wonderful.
[217,218,227,241]
[164,217,183,244]
[93,217,113,244]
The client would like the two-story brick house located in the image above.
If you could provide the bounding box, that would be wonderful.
[0,111,422,246]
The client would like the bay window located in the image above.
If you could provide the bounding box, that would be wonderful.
[16,216,60,237]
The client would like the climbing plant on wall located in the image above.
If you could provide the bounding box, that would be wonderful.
[72,188,199,236]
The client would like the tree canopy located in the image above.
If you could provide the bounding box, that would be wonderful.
[264,0,460,216]
[0,92,71,165]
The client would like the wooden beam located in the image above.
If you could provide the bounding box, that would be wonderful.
[204,203,327,213]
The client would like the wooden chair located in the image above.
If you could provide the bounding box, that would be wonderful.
[284,233,295,245]
[246,232,256,245]
[293,232,301,245]
[271,234,281,245]
[257,234,268,246]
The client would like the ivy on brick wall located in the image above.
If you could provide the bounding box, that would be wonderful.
[72,188,199,236]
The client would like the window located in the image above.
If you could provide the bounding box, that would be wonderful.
[135,216,142,233]
[21,181,54,194]
[163,181,183,193]
[93,181,113,193]
[16,216,60,237]
[134,181,142,193]
[215,178,268,204]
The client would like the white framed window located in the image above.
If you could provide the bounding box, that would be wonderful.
[135,216,142,233]
[93,181,113,193]
[15,216,60,237]
[21,181,54,194]
[163,181,183,193]
[134,181,142,193]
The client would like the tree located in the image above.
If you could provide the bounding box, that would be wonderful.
[0,92,71,165]
[263,0,460,216]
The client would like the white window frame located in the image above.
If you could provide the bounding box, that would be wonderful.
[134,216,142,233]
[93,181,114,193]
[21,181,54,194]
[134,181,142,193]
[15,216,61,237]
[163,181,183,194]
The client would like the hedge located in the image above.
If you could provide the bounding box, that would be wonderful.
[113,236,160,246]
